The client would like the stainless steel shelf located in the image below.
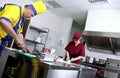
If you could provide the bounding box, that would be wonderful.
[82,62,120,73]
[30,26,48,33]
[26,25,49,51]
[25,39,45,45]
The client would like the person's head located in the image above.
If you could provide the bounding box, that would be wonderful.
[23,0,46,20]
[24,5,34,20]
[72,32,81,43]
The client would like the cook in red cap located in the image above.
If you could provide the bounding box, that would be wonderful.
[65,31,85,64]
[72,32,81,41]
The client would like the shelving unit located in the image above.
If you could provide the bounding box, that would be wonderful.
[25,39,45,45]
[25,25,49,52]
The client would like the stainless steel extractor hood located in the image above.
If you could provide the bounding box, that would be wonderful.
[82,31,120,55]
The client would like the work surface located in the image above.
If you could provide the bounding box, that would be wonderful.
[0,48,97,78]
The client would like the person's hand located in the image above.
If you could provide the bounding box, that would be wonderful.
[70,58,75,62]
[66,57,70,61]
[15,34,25,49]
[23,46,33,53]
[67,60,71,63]
[15,39,33,53]
[15,34,33,53]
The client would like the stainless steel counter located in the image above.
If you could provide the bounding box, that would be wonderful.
[82,62,120,78]
[38,61,96,78]
[39,60,82,70]
[0,48,17,78]
[82,62,120,73]
[38,61,79,78]
[0,48,97,78]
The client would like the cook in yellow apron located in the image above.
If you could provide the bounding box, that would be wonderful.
[0,4,24,55]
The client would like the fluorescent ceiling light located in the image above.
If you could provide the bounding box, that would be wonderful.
[88,0,108,4]
[108,0,120,3]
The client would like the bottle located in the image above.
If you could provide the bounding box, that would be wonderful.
[36,36,42,43]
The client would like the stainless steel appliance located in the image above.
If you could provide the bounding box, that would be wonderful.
[104,58,120,78]
[0,48,17,78]
[38,61,97,78]
[0,48,37,78]
[83,31,120,55]
[84,56,95,64]
[79,66,97,78]
[0,48,97,78]
[38,61,79,78]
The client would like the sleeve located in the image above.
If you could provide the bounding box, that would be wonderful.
[0,5,20,27]
[79,43,85,56]
[65,41,72,52]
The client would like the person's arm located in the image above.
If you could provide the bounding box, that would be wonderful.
[66,51,70,61]
[0,19,20,41]
[71,43,85,62]
[70,56,84,62]
[0,19,25,50]
[18,33,33,53]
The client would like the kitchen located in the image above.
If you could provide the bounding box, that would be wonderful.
[1,0,120,78]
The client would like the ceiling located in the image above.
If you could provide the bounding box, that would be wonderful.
[40,0,120,27]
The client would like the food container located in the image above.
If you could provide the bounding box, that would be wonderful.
[39,52,56,62]
[85,56,94,63]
